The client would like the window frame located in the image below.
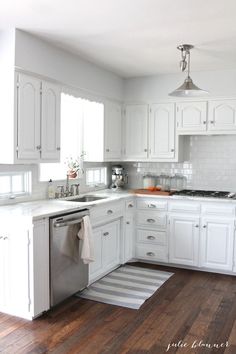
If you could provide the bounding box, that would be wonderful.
[0,171,32,199]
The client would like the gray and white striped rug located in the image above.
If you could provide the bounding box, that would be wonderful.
[77,265,173,309]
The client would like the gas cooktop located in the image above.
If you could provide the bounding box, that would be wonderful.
[172,190,236,199]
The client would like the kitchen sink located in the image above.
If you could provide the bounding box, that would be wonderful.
[67,195,108,202]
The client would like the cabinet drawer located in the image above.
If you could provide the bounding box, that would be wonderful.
[136,199,167,211]
[137,211,167,228]
[90,201,123,225]
[137,229,166,245]
[202,204,235,217]
[135,244,168,262]
[169,202,200,213]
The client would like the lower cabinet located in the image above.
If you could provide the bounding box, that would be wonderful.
[89,219,120,283]
[169,215,200,266]
[0,218,50,320]
[200,217,234,271]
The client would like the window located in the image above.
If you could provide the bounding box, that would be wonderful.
[86,167,107,186]
[40,93,83,181]
[0,171,31,199]
[40,93,104,181]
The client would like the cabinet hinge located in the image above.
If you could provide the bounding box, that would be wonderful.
[150,108,152,113]
[123,108,126,116]
[16,82,20,88]
[177,121,179,127]
[16,146,19,152]
[177,106,179,112]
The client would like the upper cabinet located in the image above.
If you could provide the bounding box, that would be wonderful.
[149,103,175,160]
[17,73,61,162]
[0,71,61,164]
[176,99,236,135]
[176,101,207,133]
[124,103,180,162]
[124,104,148,160]
[83,100,122,162]
[208,100,236,132]
[104,101,122,160]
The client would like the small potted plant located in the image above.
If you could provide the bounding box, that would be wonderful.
[65,153,84,179]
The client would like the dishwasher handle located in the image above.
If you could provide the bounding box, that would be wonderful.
[54,218,84,228]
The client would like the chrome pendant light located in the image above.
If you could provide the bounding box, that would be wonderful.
[169,44,208,97]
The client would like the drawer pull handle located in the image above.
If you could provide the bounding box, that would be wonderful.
[107,209,113,215]
[147,235,155,240]
[147,218,155,223]
[103,232,109,236]
[128,204,133,208]
[146,252,155,257]
[148,204,156,208]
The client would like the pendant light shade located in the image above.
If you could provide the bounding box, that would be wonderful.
[169,44,208,97]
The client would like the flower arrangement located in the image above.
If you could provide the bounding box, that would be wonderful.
[65,152,85,179]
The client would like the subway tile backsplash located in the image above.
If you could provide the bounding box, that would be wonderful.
[124,135,236,191]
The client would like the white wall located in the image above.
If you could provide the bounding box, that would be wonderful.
[124,70,236,102]
[15,29,124,101]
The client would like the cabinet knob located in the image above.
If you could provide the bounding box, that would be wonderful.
[146,252,155,257]
[203,225,207,228]
[171,148,175,152]
[147,235,155,240]
[144,148,148,152]
[128,204,133,208]
[195,225,199,228]
[106,148,110,152]
[147,218,155,223]
[36,145,41,150]
[210,121,214,124]
[203,121,207,125]
[103,232,109,236]
[126,221,130,225]
[56,147,61,151]
[3,236,8,240]
[107,209,113,215]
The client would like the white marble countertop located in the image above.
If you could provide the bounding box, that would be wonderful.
[0,189,132,221]
[1,189,236,223]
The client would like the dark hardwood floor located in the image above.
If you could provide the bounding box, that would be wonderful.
[1,263,236,354]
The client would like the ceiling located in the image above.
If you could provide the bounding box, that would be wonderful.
[1,0,236,78]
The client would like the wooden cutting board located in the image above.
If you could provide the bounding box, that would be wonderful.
[131,189,171,196]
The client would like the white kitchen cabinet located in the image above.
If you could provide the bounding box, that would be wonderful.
[41,81,61,160]
[84,100,122,162]
[169,215,200,266]
[208,100,236,132]
[104,101,122,160]
[0,218,50,320]
[176,101,207,133]
[17,74,41,160]
[200,217,234,271]
[89,219,120,283]
[16,73,61,163]
[124,104,148,160]
[149,103,175,159]
[123,199,135,263]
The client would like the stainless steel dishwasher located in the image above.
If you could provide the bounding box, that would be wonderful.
[50,209,89,306]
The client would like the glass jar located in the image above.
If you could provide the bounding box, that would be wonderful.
[143,174,156,189]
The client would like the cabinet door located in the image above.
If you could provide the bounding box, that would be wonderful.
[200,218,234,271]
[149,103,175,159]
[208,100,236,132]
[124,215,134,263]
[102,220,120,271]
[89,227,103,281]
[8,226,30,317]
[169,215,200,266]
[124,104,148,160]
[31,219,50,317]
[104,101,122,160]
[41,81,61,161]
[176,102,207,133]
[0,232,10,311]
[17,74,41,160]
